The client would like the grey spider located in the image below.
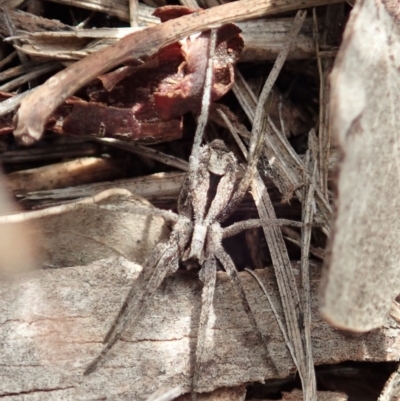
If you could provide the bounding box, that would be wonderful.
[84,28,269,400]
[84,138,269,389]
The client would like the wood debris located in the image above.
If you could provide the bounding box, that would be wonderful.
[0,260,399,400]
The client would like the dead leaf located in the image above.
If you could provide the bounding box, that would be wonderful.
[13,0,343,145]
[320,0,400,331]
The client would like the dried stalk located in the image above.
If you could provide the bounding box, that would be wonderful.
[0,188,133,223]
[223,10,317,399]
[246,10,317,400]
[232,57,331,234]
[129,0,140,27]
[299,131,318,400]
[44,0,158,24]
[0,62,60,92]
[9,19,315,62]
[96,138,189,171]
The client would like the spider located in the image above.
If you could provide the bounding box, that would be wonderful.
[84,29,270,400]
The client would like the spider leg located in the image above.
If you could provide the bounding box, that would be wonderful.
[215,247,271,361]
[218,117,266,221]
[84,225,189,375]
[191,257,217,401]
[102,241,174,344]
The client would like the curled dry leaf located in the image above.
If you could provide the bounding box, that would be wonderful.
[320,0,400,331]
[13,0,342,144]
[54,9,243,142]
[6,6,242,144]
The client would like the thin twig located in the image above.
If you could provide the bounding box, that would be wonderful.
[0,188,133,223]
[97,138,189,171]
[244,268,296,363]
[0,62,60,92]
[188,28,217,186]
[0,51,17,71]
[299,131,318,400]
[129,0,139,27]
[313,8,327,196]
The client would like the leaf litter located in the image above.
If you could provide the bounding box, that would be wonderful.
[1,0,400,400]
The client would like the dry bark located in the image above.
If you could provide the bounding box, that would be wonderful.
[5,157,122,193]
[320,0,400,331]
[1,259,399,400]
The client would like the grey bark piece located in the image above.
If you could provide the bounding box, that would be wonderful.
[31,193,170,267]
[320,0,400,331]
[1,258,399,400]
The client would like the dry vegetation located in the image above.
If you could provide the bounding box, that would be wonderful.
[0,0,400,400]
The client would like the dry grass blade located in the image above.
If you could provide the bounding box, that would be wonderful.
[0,62,60,92]
[299,131,318,399]
[252,165,306,390]
[313,9,329,198]
[96,138,189,171]
[232,71,331,235]
[241,10,317,401]
[0,188,133,223]
[8,19,316,62]
[223,9,316,398]
[245,268,296,362]
[14,0,342,145]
